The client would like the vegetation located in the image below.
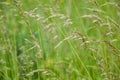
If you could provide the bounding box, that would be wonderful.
[0,0,120,80]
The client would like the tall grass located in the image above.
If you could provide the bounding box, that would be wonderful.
[0,0,120,80]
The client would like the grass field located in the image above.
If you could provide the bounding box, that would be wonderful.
[0,0,120,80]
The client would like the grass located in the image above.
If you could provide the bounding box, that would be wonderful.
[0,0,120,80]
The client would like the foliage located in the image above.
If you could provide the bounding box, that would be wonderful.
[0,0,120,80]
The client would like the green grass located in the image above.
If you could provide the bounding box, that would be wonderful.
[0,0,120,80]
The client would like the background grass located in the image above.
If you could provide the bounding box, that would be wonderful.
[0,0,120,80]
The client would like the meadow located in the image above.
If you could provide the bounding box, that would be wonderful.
[0,0,120,80]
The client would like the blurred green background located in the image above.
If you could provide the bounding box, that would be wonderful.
[0,0,120,80]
